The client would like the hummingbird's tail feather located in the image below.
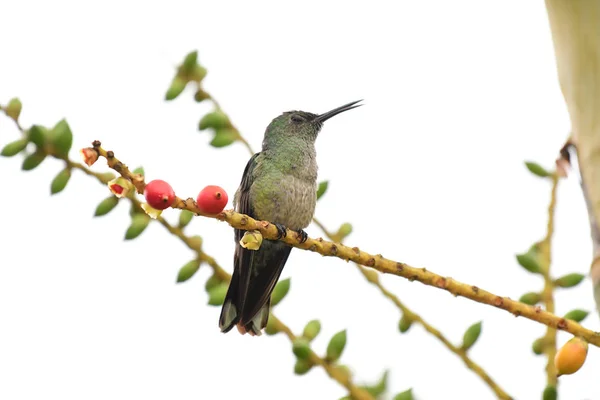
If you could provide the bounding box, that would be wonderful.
[239,241,292,328]
[219,268,242,333]
[236,298,270,336]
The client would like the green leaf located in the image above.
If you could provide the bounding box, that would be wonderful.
[28,125,47,147]
[165,76,187,101]
[204,273,222,292]
[542,385,557,400]
[292,337,311,360]
[5,97,22,120]
[293,358,313,375]
[181,50,198,74]
[563,309,589,323]
[316,180,329,200]
[516,252,541,274]
[132,166,145,176]
[94,196,119,216]
[1,138,28,157]
[519,292,541,305]
[207,282,228,306]
[264,313,280,335]
[361,370,388,397]
[178,209,194,228]
[525,161,551,178]
[555,273,585,288]
[271,278,290,306]
[124,214,151,240]
[199,110,230,130]
[48,119,73,157]
[50,168,71,194]
[462,321,482,351]
[302,319,321,341]
[210,128,238,148]
[393,389,414,400]
[336,223,353,240]
[326,329,347,362]
[21,151,46,171]
[176,259,201,283]
[398,314,413,333]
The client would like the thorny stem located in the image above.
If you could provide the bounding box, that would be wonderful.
[91,142,600,347]
[313,221,512,400]
[540,174,560,386]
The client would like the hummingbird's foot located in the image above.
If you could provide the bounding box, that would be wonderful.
[274,223,288,240]
[295,229,308,244]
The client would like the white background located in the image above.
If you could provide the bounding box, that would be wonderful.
[1,1,598,399]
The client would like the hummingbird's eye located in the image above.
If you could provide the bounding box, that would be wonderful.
[290,114,305,123]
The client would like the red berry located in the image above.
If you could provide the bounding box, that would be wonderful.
[196,185,228,214]
[144,179,175,210]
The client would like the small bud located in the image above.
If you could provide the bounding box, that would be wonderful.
[210,128,238,148]
[240,230,263,250]
[165,76,187,101]
[525,161,551,178]
[94,196,119,217]
[188,235,203,251]
[108,177,133,198]
[50,168,71,195]
[554,273,585,288]
[532,337,545,355]
[190,65,207,83]
[293,358,313,375]
[22,151,46,171]
[194,88,210,103]
[335,365,352,381]
[1,138,28,157]
[398,314,413,333]
[204,273,221,292]
[264,313,280,335]
[98,172,116,183]
[362,267,379,284]
[326,329,347,362]
[177,259,201,283]
[302,319,322,341]
[80,147,99,166]
[542,385,557,400]
[292,337,311,360]
[124,214,151,240]
[48,119,73,158]
[555,337,588,376]
[563,309,589,323]
[132,166,145,176]
[461,321,482,351]
[5,97,22,121]
[198,110,230,131]
[178,210,194,228]
[519,292,541,305]
[316,180,329,200]
[516,252,541,274]
[207,282,229,306]
[393,389,414,400]
[28,125,47,147]
[271,278,290,306]
[335,223,353,240]
[141,202,163,219]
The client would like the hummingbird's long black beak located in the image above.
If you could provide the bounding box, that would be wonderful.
[315,100,363,123]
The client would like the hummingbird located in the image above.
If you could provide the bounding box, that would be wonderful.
[219,100,362,335]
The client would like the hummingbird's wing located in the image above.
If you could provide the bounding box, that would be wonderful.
[219,153,261,333]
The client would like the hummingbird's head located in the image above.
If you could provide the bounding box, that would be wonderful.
[262,100,362,149]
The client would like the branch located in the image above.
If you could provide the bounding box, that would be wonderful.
[92,142,600,348]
